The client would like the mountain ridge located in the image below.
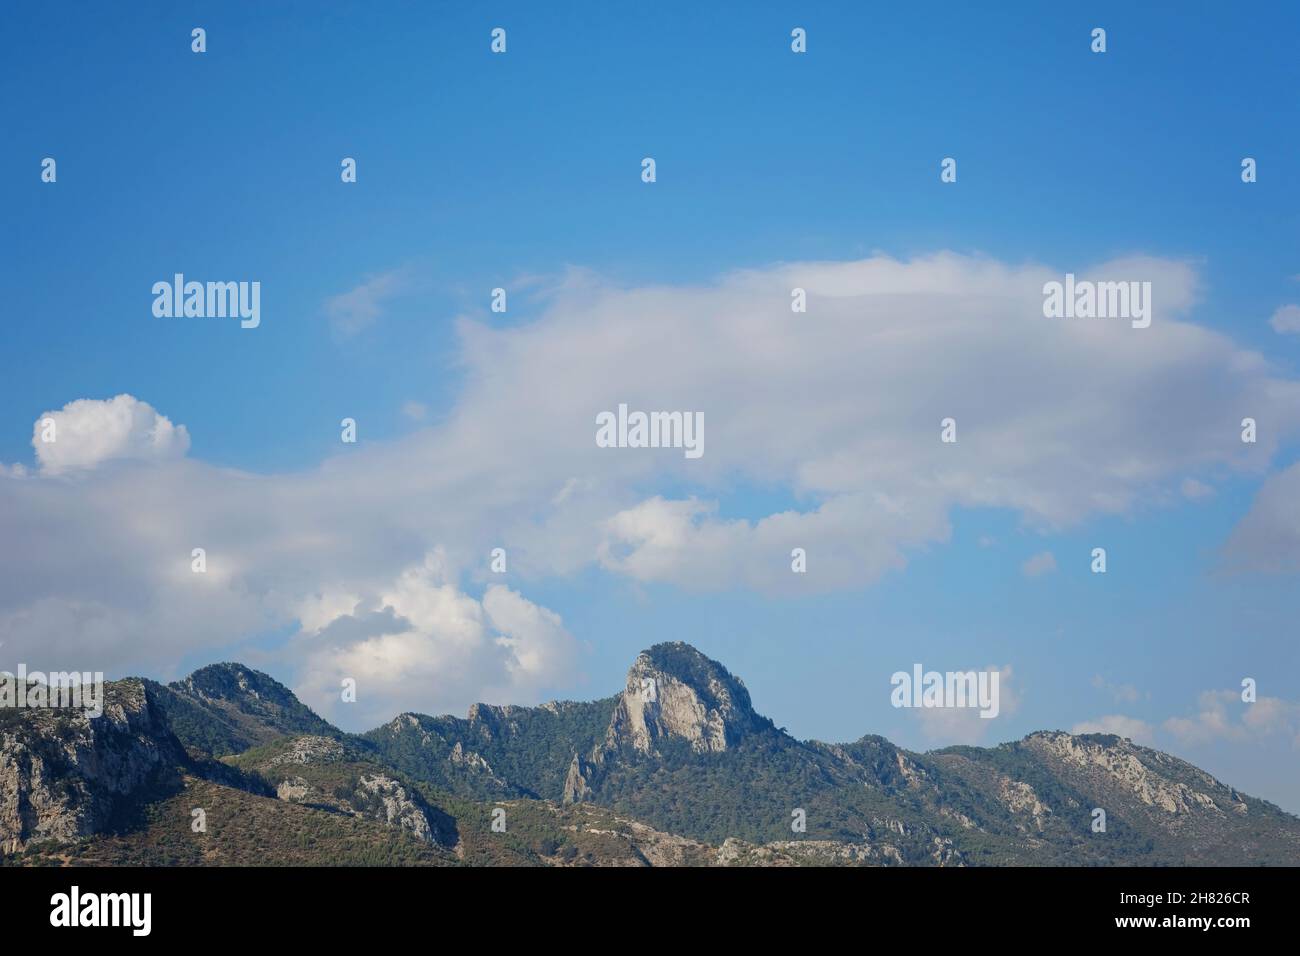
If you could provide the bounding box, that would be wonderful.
[3,641,1297,866]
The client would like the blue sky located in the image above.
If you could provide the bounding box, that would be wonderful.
[4,2,1300,811]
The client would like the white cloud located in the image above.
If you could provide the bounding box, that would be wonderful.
[3,253,1300,713]
[1224,462,1300,572]
[293,554,580,726]
[1091,674,1142,704]
[1163,689,1300,748]
[1021,551,1057,578]
[595,492,950,593]
[30,395,189,475]
[1071,714,1156,745]
[324,269,408,338]
[1269,303,1300,334]
[1073,691,1300,754]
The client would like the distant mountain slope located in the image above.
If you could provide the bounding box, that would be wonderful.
[361,642,1300,864]
[226,734,459,847]
[3,643,1298,866]
[146,663,340,757]
[10,775,456,867]
[361,697,616,802]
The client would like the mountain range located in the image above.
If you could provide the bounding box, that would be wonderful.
[3,642,1297,866]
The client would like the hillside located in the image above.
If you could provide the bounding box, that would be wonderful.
[3,643,1297,866]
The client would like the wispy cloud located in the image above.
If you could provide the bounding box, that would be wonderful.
[1071,714,1157,745]
[1075,688,1300,752]
[1269,303,1300,334]
[1021,551,1057,578]
[1163,689,1300,748]
[324,269,410,338]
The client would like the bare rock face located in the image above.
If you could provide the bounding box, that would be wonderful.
[467,703,528,740]
[997,777,1052,830]
[562,753,594,804]
[263,735,346,768]
[893,751,929,789]
[276,776,312,802]
[1024,731,1245,816]
[0,680,184,852]
[601,643,770,757]
[356,774,435,843]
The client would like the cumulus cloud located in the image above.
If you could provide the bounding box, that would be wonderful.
[292,553,580,725]
[31,395,189,475]
[3,253,1300,717]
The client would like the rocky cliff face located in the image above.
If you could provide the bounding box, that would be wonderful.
[1023,731,1248,816]
[562,752,595,804]
[601,643,772,757]
[0,679,184,852]
[355,774,436,842]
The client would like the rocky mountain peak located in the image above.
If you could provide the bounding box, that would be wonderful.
[174,663,299,708]
[603,642,771,755]
[151,662,338,756]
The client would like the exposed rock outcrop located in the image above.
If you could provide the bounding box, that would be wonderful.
[0,680,184,852]
[246,734,444,845]
[562,753,594,804]
[356,773,435,843]
[998,777,1051,830]
[264,735,346,768]
[1024,731,1243,816]
[601,643,771,757]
